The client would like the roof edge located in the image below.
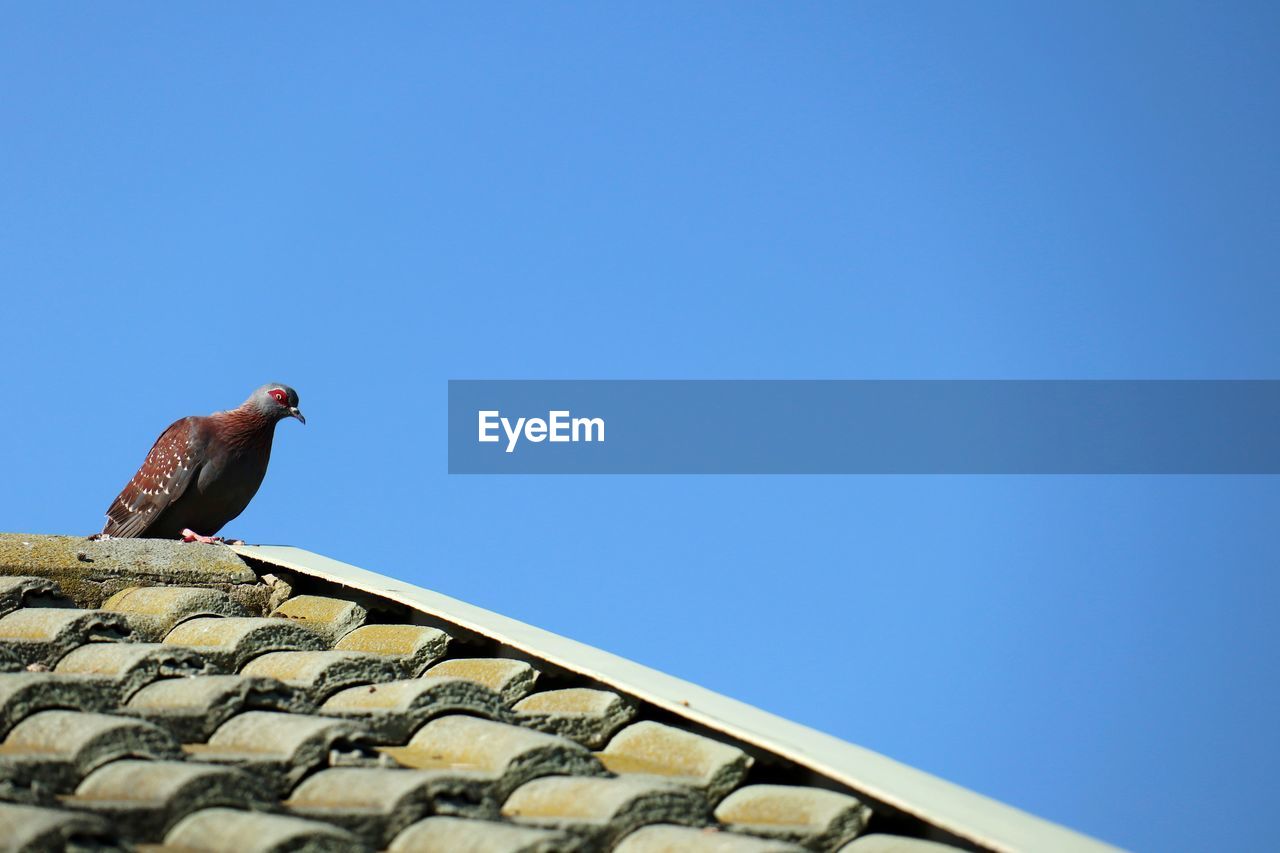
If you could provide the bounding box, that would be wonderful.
[232,543,1122,853]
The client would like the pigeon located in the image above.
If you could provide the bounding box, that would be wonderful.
[97,384,305,543]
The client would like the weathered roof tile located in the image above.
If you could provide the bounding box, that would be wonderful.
[162,616,326,671]
[184,710,375,795]
[0,672,116,738]
[0,608,133,667]
[502,775,707,848]
[0,709,182,765]
[0,575,68,617]
[288,766,496,846]
[426,658,539,704]
[164,806,369,852]
[124,674,311,743]
[241,650,403,701]
[320,676,506,743]
[388,815,574,853]
[598,721,753,803]
[67,759,276,842]
[270,594,368,644]
[514,687,637,748]
[0,800,123,851]
[101,585,248,641]
[333,623,451,676]
[0,710,181,801]
[714,785,872,850]
[54,642,210,700]
[380,714,602,798]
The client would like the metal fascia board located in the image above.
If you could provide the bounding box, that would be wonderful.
[233,543,1123,853]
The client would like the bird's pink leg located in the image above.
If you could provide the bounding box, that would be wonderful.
[180,529,245,546]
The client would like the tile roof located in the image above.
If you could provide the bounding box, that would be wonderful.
[0,534,1118,853]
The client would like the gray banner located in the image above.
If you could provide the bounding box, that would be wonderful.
[447,380,1280,474]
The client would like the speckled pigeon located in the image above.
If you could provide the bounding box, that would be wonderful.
[98,384,305,543]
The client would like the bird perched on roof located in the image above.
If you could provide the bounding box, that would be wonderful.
[97,384,305,543]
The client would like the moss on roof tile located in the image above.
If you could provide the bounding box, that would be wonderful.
[0,534,263,610]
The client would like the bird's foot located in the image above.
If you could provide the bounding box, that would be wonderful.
[180,529,245,546]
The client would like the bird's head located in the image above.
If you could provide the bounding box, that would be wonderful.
[248,383,305,424]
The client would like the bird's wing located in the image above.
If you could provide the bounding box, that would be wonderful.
[102,417,202,538]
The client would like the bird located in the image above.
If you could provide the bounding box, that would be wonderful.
[97,383,305,543]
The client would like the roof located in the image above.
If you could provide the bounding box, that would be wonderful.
[0,534,1119,853]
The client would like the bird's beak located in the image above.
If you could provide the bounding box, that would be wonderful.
[289,407,306,425]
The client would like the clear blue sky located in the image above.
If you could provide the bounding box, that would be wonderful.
[3,5,1277,851]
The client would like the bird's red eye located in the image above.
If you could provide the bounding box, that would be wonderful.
[269,390,287,404]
